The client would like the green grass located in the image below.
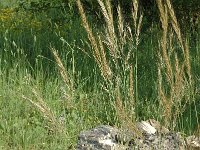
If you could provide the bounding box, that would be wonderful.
[0,3,200,149]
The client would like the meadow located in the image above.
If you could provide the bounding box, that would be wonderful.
[0,0,199,149]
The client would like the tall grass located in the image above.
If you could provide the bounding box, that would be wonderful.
[156,0,194,129]
[77,0,199,133]
[0,0,199,149]
[77,0,147,135]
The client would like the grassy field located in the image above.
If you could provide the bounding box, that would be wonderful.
[0,0,200,149]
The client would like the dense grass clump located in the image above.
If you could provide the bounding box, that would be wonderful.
[0,0,199,149]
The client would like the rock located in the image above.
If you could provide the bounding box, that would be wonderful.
[77,119,199,150]
[147,119,169,134]
[186,135,200,149]
[76,125,128,150]
[136,121,156,134]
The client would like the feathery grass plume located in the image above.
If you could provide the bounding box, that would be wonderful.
[156,0,172,84]
[105,0,117,47]
[125,26,134,64]
[156,0,176,125]
[166,0,191,82]
[97,35,112,80]
[166,0,184,50]
[131,0,143,111]
[129,65,134,102]
[77,0,101,65]
[174,53,184,97]
[22,88,64,133]
[77,0,112,81]
[129,65,135,117]
[51,47,71,90]
[184,39,191,82]
[132,0,138,28]
[157,60,163,100]
[158,61,172,127]
[117,5,125,53]
[98,0,118,61]
[78,0,143,129]
[156,0,193,128]
[171,53,184,127]
[115,81,142,138]
[51,47,76,113]
[132,0,143,46]
[136,14,143,45]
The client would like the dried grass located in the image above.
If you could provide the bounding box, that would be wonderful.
[51,47,71,90]
[77,0,112,81]
[76,0,195,135]
[115,83,142,138]
[156,0,192,128]
[77,0,143,133]
[22,88,64,133]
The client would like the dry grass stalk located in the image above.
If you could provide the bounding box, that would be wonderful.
[132,0,143,46]
[105,0,116,44]
[184,40,191,82]
[156,0,172,83]
[115,85,142,138]
[129,65,135,118]
[157,0,173,125]
[77,0,101,66]
[132,0,138,28]
[77,0,112,81]
[126,26,134,64]
[117,5,125,53]
[166,0,191,82]
[22,88,64,133]
[129,65,134,101]
[166,0,184,50]
[98,0,118,61]
[78,0,143,131]
[51,47,72,90]
[131,0,143,110]
[174,54,184,98]
[105,0,113,23]
[117,5,123,38]
[51,47,77,116]
[171,54,184,127]
[158,63,173,126]
[110,0,144,131]
[136,15,143,45]
[156,0,192,128]
[97,0,109,22]
[98,35,112,80]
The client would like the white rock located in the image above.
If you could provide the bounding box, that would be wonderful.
[137,121,157,134]
[99,139,114,146]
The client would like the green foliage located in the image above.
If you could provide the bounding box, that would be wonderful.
[0,0,199,149]
[18,0,64,10]
[0,8,42,32]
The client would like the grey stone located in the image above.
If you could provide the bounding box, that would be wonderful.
[77,125,128,150]
[77,119,199,150]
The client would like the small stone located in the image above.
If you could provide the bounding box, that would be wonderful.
[136,121,157,134]
[186,135,200,149]
[147,119,169,134]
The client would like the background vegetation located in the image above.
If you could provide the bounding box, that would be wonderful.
[0,0,199,149]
